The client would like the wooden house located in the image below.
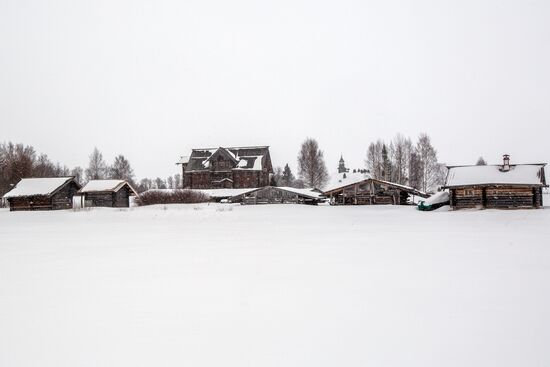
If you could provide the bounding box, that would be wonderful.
[2,177,81,211]
[443,155,547,209]
[324,173,428,205]
[76,180,137,208]
[232,186,324,205]
[177,146,273,189]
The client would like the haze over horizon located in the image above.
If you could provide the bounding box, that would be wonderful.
[1,0,549,179]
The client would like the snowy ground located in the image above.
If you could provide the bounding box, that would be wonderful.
[1,201,549,367]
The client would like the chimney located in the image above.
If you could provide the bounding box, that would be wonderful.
[502,154,510,172]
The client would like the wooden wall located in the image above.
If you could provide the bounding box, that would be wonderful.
[184,170,269,189]
[240,187,318,205]
[7,181,79,211]
[84,187,132,208]
[329,181,411,205]
[450,186,543,209]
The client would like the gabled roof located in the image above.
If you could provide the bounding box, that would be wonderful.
[323,176,428,198]
[324,171,371,192]
[443,164,547,188]
[3,177,79,198]
[204,147,239,165]
[181,146,273,173]
[79,180,138,195]
[177,156,190,165]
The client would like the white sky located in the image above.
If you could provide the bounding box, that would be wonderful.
[1,0,549,179]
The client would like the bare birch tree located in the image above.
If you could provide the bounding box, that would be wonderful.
[297,138,329,188]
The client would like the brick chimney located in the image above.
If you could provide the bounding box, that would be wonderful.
[502,154,510,172]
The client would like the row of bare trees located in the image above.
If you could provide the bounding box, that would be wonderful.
[272,133,446,192]
[365,133,446,192]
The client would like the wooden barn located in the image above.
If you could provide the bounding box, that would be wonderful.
[76,180,138,208]
[232,186,324,205]
[177,146,273,189]
[443,155,547,210]
[324,175,428,205]
[2,177,81,211]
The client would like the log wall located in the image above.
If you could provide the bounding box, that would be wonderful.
[241,187,318,205]
[450,186,543,209]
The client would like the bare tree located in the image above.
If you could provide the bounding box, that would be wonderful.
[389,134,411,185]
[297,138,329,188]
[476,157,487,165]
[166,176,174,189]
[137,178,153,193]
[270,166,283,186]
[71,166,84,185]
[85,147,108,181]
[0,142,36,196]
[174,174,182,189]
[416,133,439,192]
[154,177,167,189]
[365,140,383,179]
[381,144,391,181]
[108,154,134,184]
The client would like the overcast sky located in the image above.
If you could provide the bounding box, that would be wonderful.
[1,0,549,179]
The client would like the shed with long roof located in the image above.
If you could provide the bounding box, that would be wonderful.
[443,155,547,209]
[2,177,81,211]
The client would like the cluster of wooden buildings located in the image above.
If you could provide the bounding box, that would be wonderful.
[2,178,137,211]
[2,147,547,211]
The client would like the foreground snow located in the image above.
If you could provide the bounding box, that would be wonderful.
[1,203,549,367]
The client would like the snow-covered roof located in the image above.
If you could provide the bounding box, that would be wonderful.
[444,164,547,188]
[324,171,371,192]
[235,156,263,170]
[323,173,428,197]
[3,177,76,198]
[420,191,450,206]
[177,156,190,165]
[79,180,137,195]
[276,187,324,200]
[182,146,272,173]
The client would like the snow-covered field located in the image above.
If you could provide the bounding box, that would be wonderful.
[1,201,549,367]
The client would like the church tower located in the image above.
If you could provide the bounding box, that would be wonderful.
[338,155,349,173]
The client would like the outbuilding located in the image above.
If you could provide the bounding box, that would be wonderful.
[76,180,137,208]
[443,155,547,209]
[2,177,81,211]
[324,176,428,205]
[234,186,324,205]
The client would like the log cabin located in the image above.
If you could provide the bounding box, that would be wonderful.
[324,173,428,205]
[177,146,273,189]
[2,177,81,211]
[443,155,547,210]
[76,180,138,208]
[234,186,324,205]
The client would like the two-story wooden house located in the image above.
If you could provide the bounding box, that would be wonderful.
[177,146,273,189]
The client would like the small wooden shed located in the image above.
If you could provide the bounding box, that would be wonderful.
[2,177,81,211]
[443,155,547,209]
[77,180,138,208]
[324,177,428,205]
[234,186,324,205]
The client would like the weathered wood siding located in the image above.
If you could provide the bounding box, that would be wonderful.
[450,188,483,209]
[51,181,80,209]
[185,170,269,189]
[83,186,132,208]
[450,185,543,209]
[8,195,51,211]
[240,187,319,205]
[7,181,79,211]
[329,181,411,205]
